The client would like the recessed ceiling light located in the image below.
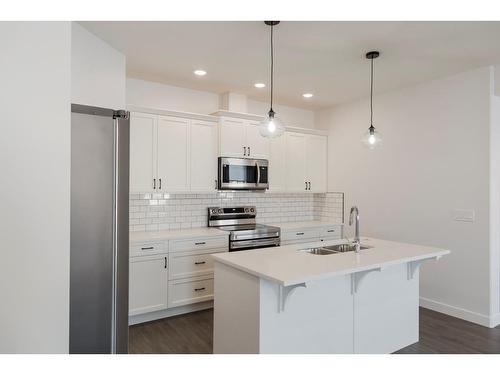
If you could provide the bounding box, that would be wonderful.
[193,70,207,76]
[254,83,266,88]
[302,93,314,98]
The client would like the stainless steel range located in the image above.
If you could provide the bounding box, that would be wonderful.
[208,206,280,251]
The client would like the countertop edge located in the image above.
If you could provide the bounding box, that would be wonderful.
[211,246,450,287]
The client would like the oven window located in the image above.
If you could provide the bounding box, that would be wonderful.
[223,164,257,183]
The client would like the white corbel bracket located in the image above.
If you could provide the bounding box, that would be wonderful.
[278,282,307,313]
[351,268,383,294]
[407,256,442,280]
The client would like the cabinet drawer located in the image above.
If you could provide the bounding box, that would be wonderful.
[170,236,227,253]
[319,226,342,239]
[168,276,214,308]
[130,241,166,257]
[281,228,320,242]
[169,248,226,280]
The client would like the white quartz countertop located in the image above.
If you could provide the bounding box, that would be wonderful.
[130,227,228,242]
[211,237,450,286]
[129,220,343,242]
[267,220,343,230]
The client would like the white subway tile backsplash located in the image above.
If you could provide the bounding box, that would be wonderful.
[129,191,344,231]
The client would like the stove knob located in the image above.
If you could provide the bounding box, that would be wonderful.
[218,208,223,214]
[244,207,249,213]
[250,207,255,213]
[211,209,217,214]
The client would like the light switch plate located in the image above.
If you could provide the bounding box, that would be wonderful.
[452,209,475,223]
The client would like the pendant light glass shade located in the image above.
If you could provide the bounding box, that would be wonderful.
[260,110,285,138]
[363,51,382,149]
[362,125,382,149]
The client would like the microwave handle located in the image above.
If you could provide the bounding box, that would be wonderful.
[256,161,260,185]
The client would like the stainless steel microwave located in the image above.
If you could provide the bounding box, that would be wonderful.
[218,157,269,190]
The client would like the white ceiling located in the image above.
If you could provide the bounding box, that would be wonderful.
[80,21,500,110]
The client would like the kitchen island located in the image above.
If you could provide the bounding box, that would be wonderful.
[211,237,449,354]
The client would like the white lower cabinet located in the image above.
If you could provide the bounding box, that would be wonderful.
[168,276,215,308]
[169,248,225,280]
[130,236,229,321]
[129,254,168,316]
[281,224,342,246]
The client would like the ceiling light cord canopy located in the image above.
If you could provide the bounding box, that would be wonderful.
[363,51,382,149]
[260,21,285,138]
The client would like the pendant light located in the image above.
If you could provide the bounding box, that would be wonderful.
[260,21,285,138]
[362,51,382,149]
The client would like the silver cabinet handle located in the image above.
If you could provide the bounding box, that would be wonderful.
[308,182,311,190]
[153,178,156,189]
[243,146,247,156]
[195,261,206,265]
[141,246,154,251]
[305,181,307,190]
[215,179,218,190]
[159,178,162,190]
[296,232,305,236]
[164,257,167,269]
[248,147,251,156]
[194,287,206,292]
[327,229,336,233]
[195,241,206,245]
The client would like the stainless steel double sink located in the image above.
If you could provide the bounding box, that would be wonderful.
[300,243,373,255]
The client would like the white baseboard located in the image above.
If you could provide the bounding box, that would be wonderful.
[419,297,499,328]
[129,301,213,325]
[490,313,500,328]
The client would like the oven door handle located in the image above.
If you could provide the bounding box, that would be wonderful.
[256,161,260,185]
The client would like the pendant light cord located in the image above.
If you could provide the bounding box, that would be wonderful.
[370,56,373,126]
[270,23,274,112]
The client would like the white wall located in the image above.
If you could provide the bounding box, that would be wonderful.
[316,67,496,326]
[0,22,71,353]
[126,78,316,128]
[71,23,126,109]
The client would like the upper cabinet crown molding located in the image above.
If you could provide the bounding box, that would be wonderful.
[210,110,264,122]
[128,105,218,123]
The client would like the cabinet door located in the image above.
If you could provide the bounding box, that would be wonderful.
[268,134,286,191]
[306,135,327,192]
[129,255,168,316]
[157,116,189,192]
[245,121,269,159]
[129,112,157,192]
[190,120,217,191]
[219,118,246,157]
[285,132,307,192]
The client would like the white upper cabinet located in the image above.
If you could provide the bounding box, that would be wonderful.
[269,134,286,192]
[129,110,327,194]
[157,116,190,192]
[130,113,157,192]
[129,112,218,193]
[219,117,269,159]
[245,121,269,159]
[190,120,217,191]
[306,135,327,192]
[285,132,327,193]
[285,132,307,192]
[219,118,247,157]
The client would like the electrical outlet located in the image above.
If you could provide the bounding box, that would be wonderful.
[452,209,475,223]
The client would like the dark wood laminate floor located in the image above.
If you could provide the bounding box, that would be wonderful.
[128,307,500,354]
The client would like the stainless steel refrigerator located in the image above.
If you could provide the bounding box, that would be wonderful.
[70,104,129,354]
